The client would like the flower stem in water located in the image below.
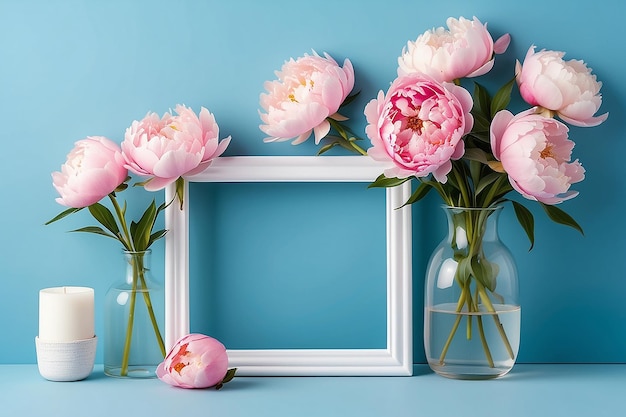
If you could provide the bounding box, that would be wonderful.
[120,259,139,376]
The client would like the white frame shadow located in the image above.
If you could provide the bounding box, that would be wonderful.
[164,156,412,376]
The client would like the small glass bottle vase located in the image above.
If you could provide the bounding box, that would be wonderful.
[104,250,166,378]
[424,205,520,379]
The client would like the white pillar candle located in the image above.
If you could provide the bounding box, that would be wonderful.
[39,287,95,342]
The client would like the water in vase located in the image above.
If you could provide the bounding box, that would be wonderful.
[425,303,521,379]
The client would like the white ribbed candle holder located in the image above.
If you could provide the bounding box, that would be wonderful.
[35,336,97,381]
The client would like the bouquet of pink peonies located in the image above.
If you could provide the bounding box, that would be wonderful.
[366,15,607,245]
[47,105,230,377]
[365,16,607,376]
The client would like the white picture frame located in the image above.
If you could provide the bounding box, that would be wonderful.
[164,156,413,376]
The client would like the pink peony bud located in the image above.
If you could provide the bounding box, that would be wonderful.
[157,333,232,389]
[52,136,128,208]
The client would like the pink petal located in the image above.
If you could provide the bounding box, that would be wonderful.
[493,33,511,54]
[313,120,331,144]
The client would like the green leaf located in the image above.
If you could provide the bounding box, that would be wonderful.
[222,368,237,383]
[114,182,129,193]
[335,135,359,150]
[157,198,173,216]
[132,200,157,251]
[472,82,491,121]
[463,147,490,164]
[45,207,83,225]
[471,256,499,292]
[214,368,237,390]
[512,201,535,251]
[477,173,508,207]
[70,226,118,240]
[471,110,491,130]
[475,172,503,196]
[148,229,168,247]
[133,179,151,188]
[466,130,490,144]
[401,181,432,207]
[175,177,185,210]
[340,91,360,108]
[368,174,411,189]
[88,203,120,236]
[326,119,350,140]
[456,256,472,285]
[130,220,138,242]
[444,170,462,193]
[540,203,584,235]
[317,140,339,155]
[469,160,481,191]
[490,77,516,118]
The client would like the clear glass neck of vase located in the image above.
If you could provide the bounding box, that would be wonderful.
[121,250,151,286]
[442,205,503,246]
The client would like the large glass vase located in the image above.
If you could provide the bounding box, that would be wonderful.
[424,205,520,379]
[104,250,166,378]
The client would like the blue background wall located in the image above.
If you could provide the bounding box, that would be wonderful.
[1,0,624,364]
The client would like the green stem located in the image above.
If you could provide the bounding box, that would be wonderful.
[438,207,513,368]
[481,174,509,209]
[108,194,134,251]
[327,118,368,156]
[120,253,166,376]
[465,287,474,340]
[476,314,495,368]
[438,282,469,365]
[430,181,454,206]
[120,258,139,376]
[350,141,367,156]
[452,165,471,207]
[138,270,166,358]
[108,193,166,372]
[476,281,515,360]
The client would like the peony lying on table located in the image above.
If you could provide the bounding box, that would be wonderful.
[157,334,236,389]
[259,50,367,155]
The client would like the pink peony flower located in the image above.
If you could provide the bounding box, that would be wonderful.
[398,16,510,83]
[490,108,585,205]
[157,333,229,389]
[52,136,128,208]
[364,73,473,183]
[122,105,231,191]
[259,51,355,145]
[516,45,608,127]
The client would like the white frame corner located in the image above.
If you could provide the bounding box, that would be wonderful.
[164,156,413,376]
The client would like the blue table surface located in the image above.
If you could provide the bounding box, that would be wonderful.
[1,364,624,417]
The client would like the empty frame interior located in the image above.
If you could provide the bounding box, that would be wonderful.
[164,156,412,376]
